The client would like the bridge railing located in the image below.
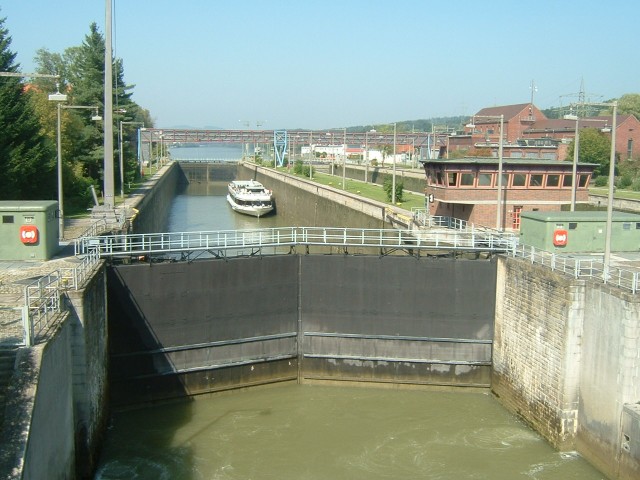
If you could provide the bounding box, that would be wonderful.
[74,226,517,258]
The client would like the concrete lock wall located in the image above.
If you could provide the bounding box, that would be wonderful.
[493,256,640,480]
[106,255,496,407]
[0,266,110,480]
[237,163,389,229]
[129,162,186,234]
[2,323,76,480]
[65,266,110,478]
[577,284,640,480]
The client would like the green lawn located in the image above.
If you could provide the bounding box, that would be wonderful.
[282,168,426,211]
[589,187,640,200]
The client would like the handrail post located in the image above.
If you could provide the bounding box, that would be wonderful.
[22,304,31,347]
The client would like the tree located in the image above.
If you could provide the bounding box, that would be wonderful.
[0,14,55,200]
[33,22,152,209]
[617,93,640,120]
[566,127,613,177]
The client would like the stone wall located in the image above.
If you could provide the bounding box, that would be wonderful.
[493,256,640,479]
[493,256,584,450]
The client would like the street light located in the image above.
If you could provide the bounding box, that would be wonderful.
[563,113,581,211]
[119,121,144,198]
[466,114,504,230]
[603,101,618,280]
[392,123,397,204]
[342,127,347,190]
[566,101,618,279]
[49,102,101,240]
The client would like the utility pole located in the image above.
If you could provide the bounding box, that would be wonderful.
[103,0,115,208]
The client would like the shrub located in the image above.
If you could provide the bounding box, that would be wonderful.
[383,176,404,202]
[594,175,608,187]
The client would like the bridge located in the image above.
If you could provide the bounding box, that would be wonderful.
[139,128,447,165]
[74,226,517,261]
[139,128,439,148]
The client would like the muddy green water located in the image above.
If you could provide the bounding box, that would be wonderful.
[94,384,604,480]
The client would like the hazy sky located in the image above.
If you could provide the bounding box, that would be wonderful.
[3,0,638,129]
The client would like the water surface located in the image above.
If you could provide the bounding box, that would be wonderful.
[95,384,604,480]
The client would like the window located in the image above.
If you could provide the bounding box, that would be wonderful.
[494,173,509,187]
[477,173,492,186]
[578,174,589,187]
[512,173,527,187]
[2,215,14,224]
[530,174,544,187]
[623,223,631,231]
[563,175,573,187]
[628,139,633,159]
[436,171,444,186]
[447,172,458,187]
[569,222,578,230]
[546,174,560,187]
[460,173,475,186]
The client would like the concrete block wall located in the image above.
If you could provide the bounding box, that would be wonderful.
[577,284,640,480]
[494,256,640,479]
[66,265,109,478]
[129,162,185,234]
[1,323,76,480]
[493,256,585,450]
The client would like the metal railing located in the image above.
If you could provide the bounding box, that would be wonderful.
[19,245,103,346]
[23,273,62,346]
[16,220,640,347]
[509,244,640,294]
[74,226,517,258]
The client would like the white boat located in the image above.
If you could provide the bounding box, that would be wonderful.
[226,180,274,217]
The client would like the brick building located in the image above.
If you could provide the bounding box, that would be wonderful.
[421,157,595,231]
[424,102,638,230]
[446,103,640,162]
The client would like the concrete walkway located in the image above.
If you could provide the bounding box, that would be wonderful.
[0,216,95,346]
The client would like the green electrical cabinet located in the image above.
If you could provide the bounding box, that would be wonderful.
[0,201,59,261]
[519,211,640,253]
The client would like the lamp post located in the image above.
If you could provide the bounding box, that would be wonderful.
[119,121,144,198]
[570,115,580,211]
[309,131,314,180]
[50,104,101,240]
[342,127,347,190]
[392,123,397,204]
[603,101,618,280]
[466,115,504,229]
[566,101,618,278]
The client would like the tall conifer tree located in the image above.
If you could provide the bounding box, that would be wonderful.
[0,14,55,200]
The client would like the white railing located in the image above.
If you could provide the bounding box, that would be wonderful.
[510,244,640,294]
[19,249,103,346]
[74,226,517,258]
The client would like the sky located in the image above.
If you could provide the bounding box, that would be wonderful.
[2,0,638,130]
